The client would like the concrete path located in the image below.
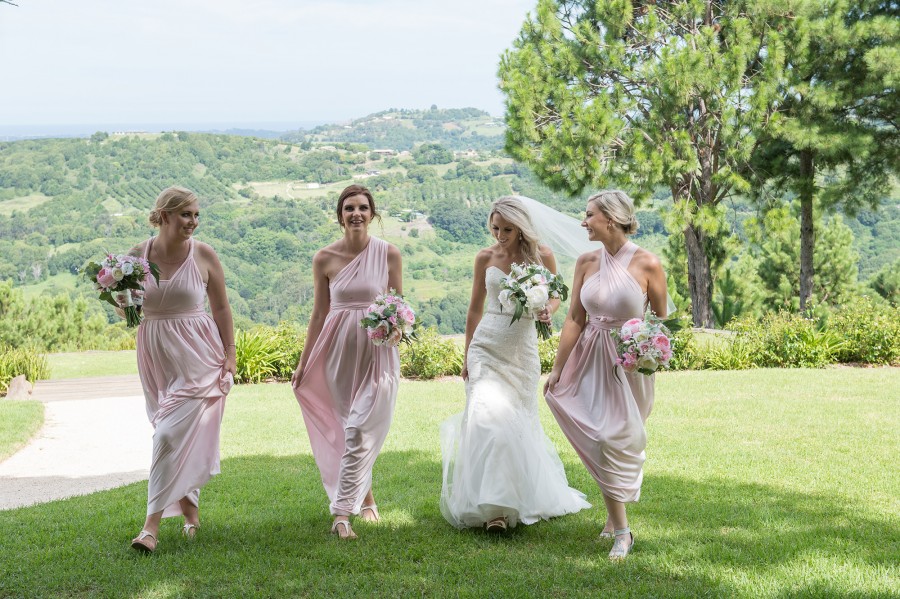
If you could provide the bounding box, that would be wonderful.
[0,376,152,511]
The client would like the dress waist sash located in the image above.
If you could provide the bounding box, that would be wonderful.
[142,307,207,321]
[586,315,629,331]
[330,301,372,311]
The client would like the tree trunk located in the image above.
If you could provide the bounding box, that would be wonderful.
[799,150,815,310]
[683,222,714,328]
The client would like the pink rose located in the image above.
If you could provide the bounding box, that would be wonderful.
[621,352,637,371]
[652,334,670,351]
[620,318,642,340]
[386,328,403,347]
[97,267,117,289]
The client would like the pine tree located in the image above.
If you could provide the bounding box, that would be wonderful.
[749,0,899,309]
[499,0,789,327]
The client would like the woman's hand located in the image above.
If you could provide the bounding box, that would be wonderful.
[543,370,561,395]
[537,306,552,324]
[291,363,304,389]
[461,361,468,381]
[224,355,237,377]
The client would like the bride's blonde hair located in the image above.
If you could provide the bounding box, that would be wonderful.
[488,196,543,265]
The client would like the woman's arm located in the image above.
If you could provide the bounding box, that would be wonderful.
[386,244,403,295]
[544,254,590,394]
[200,244,236,376]
[461,251,490,381]
[538,245,560,323]
[292,251,331,388]
[645,254,669,319]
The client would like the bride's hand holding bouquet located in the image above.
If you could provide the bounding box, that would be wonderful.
[498,262,568,340]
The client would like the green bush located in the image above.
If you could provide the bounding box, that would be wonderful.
[0,346,50,395]
[668,329,702,370]
[234,323,305,384]
[829,297,900,365]
[400,327,463,379]
[537,334,559,374]
[727,313,844,368]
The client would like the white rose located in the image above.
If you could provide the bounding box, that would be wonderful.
[121,262,134,276]
[112,267,125,281]
[637,355,658,372]
[498,289,516,312]
[524,285,549,310]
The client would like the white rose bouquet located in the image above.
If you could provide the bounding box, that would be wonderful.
[498,263,568,340]
[83,253,160,327]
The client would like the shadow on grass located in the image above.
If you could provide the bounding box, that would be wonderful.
[0,451,896,598]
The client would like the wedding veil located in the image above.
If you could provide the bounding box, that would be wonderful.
[512,194,677,316]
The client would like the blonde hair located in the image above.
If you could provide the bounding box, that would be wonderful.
[149,186,198,228]
[489,196,543,265]
[587,190,639,235]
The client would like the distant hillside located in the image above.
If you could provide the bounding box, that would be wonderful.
[0,107,897,334]
[281,107,506,152]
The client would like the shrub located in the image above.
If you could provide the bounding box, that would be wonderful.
[234,323,305,384]
[668,329,702,370]
[728,313,843,368]
[537,334,559,374]
[829,297,900,365]
[0,346,50,395]
[400,327,463,379]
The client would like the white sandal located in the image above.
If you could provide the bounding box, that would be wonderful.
[182,523,199,539]
[608,527,634,560]
[330,519,357,540]
[131,530,157,553]
[359,503,380,522]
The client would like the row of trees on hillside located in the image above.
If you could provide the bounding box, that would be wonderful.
[500,0,898,326]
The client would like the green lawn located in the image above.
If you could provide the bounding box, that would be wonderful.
[0,400,43,461]
[48,351,138,379]
[0,369,897,597]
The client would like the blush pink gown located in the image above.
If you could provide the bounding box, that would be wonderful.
[294,237,399,516]
[137,237,232,518]
[545,241,654,503]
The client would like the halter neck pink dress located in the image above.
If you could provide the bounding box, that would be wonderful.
[545,241,654,503]
[137,237,232,518]
[293,237,400,516]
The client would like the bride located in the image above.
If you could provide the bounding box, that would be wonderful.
[440,196,591,532]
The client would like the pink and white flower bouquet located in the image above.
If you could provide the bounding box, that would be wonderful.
[611,309,676,376]
[498,263,569,340]
[359,289,418,347]
[83,253,160,327]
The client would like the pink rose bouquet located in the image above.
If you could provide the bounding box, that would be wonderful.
[83,253,160,327]
[611,309,677,377]
[359,289,418,347]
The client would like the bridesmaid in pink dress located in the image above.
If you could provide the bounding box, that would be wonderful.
[544,190,668,560]
[128,186,236,553]
[291,185,403,540]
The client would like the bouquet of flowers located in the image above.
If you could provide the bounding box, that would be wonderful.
[359,289,418,347]
[83,253,160,327]
[498,263,569,340]
[611,309,677,377]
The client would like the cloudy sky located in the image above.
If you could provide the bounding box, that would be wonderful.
[0,0,535,131]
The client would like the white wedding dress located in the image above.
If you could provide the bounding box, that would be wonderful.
[440,266,591,528]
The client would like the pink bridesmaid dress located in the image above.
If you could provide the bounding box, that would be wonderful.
[137,237,232,518]
[294,237,399,516]
[545,241,654,503]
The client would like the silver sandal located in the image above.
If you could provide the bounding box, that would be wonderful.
[608,527,634,560]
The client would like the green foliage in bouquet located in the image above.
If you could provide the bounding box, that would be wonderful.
[399,327,463,379]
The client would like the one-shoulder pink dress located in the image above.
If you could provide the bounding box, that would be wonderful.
[545,241,654,503]
[293,237,400,516]
[137,237,232,518]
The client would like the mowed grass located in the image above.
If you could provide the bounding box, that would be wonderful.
[0,369,897,597]
[0,400,43,461]
[48,351,138,379]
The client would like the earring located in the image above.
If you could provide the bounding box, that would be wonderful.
[607,220,613,231]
